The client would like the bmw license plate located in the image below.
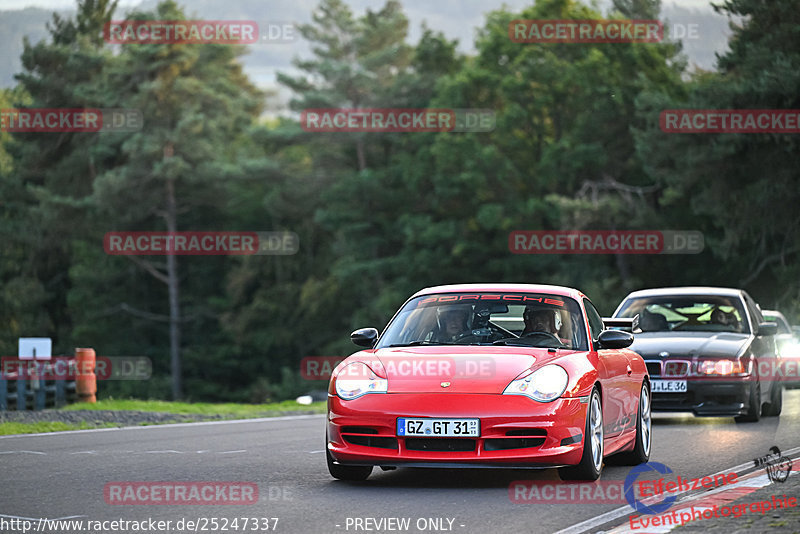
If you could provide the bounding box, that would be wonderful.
[397,418,480,437]
[651,380,687,393]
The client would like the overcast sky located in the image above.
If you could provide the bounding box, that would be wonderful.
[0,0,721,10]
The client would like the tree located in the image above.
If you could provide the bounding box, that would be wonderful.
[87,0,263,399]
[633,0,800,309]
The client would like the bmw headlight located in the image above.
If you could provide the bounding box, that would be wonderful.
[334,362,388,400]
[503,365,569,402]
[695,358,747,376]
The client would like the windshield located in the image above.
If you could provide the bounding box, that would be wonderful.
[376,293,588,350]
[617,295,749,334]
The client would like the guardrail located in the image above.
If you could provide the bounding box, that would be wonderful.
[0,362,77,410]
[0,348,96,411]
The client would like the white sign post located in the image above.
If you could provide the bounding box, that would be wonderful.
[18,338,52,360]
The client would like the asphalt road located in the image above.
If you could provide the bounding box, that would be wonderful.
[1,391,799,534]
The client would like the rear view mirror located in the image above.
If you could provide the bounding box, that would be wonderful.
[351,328,379,347]
[758,322,778,336]
[597,329,634,349]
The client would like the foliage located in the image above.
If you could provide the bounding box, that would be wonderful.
[1,0,798,401]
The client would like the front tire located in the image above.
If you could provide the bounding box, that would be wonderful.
[613,381,651,465]
[326,443,373,481]
[763,383,783,417]
[559,387,603,481]
[735,379,761,423]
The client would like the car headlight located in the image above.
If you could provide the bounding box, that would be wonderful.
[334,362,388,400]
[695,358,748,376]
[779,342,800,359]
[503,365,569,402]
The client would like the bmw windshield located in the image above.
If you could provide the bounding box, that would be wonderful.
[617,295,749,334]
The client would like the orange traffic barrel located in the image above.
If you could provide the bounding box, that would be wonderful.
[75,348,97,403]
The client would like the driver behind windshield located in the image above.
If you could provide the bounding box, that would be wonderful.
[522,306,570,345]
[434,305,472,342]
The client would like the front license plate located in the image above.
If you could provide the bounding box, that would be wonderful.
[397,418,480,437]
[652,380,688,393]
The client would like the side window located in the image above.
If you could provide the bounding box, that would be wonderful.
[583,299,604,343]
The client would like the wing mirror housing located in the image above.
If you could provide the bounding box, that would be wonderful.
[351,328,379,348]
[758,322,778,336]
[597,329,634,349]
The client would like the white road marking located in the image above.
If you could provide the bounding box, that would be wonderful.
[219,449,247,454]
[0,450,46,455]
[69,451,97,455]
[0,413,325,439]
[142,450,183,454]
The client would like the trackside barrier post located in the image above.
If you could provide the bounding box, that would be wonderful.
[0,378,6,410]
[55,378,66,407]
[75,347,97,403]
[17,377,26,410]
[34,376,45,410]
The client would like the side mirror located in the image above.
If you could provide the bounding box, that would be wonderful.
[758,322,778,336]
[597,329,634,349]
[351,328,379,348]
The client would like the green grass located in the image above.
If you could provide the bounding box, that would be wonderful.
[0,421,120,435]
[60,398,326,416]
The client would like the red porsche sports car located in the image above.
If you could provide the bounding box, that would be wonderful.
[326,284,650,481]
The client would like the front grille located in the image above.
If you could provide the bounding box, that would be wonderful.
[663,361,689,377]
[646,361,661,377]
[343,435,398,449]
[484,438,545,451]
[342,426,378,435]
[504,428,547,437]
[405,438,476,452]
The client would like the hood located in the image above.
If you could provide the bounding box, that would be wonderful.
[630,331,751,359]
[364,346,554,394]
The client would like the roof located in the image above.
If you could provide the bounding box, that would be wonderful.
[622,286,745,298]
[412,283,586,300]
